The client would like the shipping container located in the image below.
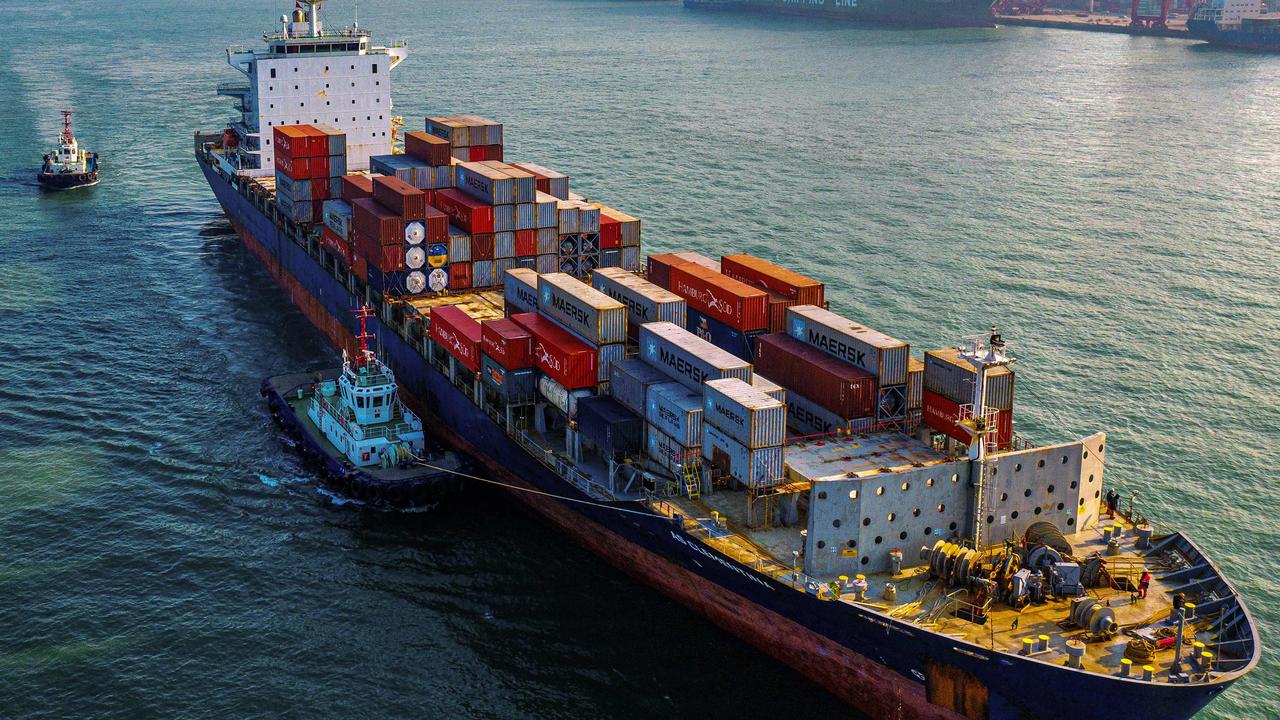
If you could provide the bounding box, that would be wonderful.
[510,161,569,200]
[727,252,824,304]
[372,175,428,220]
[591,267,686,341]
[598,213,621,249]
[645,252,720,290]
[702,423,785,488]
[404,131,451,166]
[908,357,924,411]
[703,378,786,449]
[494,231,516,259]
[429,305,482,372]
[275,152,328,181]
[276,192,315,224]
[922,389,1012,449]
[470,233,495,262]
[645,424,699,477]
[589,202,641,248]
[534,192,559,229]
[456,161,518,205]
[515,203,536,232]
[750,374,786,404]
[639,322,752,393]
[273,125,325,158]
[597,343,625,382]
[351,197,404,246]
[341,174,374,203]
[515,229,537,257]
[432,188,495,234]
[447,225,472,263]
[923,347,1014,411]
[557,201,580,235]
[684,306,764,362]
[424,116,470,147]
[322,199,353,241]
[537,375,595,417]
[462,115,503,146]
[511,312,598,390]
[646,382,703,448]
[411,164,454,191]
[536,254,557,274]
[535,227,558,255]
[753,333,876,420]
[577,395,643,456]
[578,204,600,234]
[494,258,517,284]
[621,246,641,273]
[472,260,496,288]
[369,154,425,184]
[668,262,768,332]
[785,391,871,439]
[493,203,516,234]
[275,171,314,203]
[481,317,533,370]
[354,229,403,273]
[609,359,670,417]
[786,305,910,386]
[516,256,536,271]
[449,261,472,290]
[309,124,348,157]
[503,268,539,316]
[321,227,353,267]
[600,249,621,269]
[325,154,347,178]
[480,353,536,404]
[767,293,793,334]
[537,273,627,346]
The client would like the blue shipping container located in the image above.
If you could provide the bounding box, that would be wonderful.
[610,359,670,417]
[645,423,698,477]
[577,395,643,455]
[640,322,752,393]
[785,390,873,439]
[503,268,538,315]
[684,307,766,363]
[701,423,784,488]
[646,382,703,448]
[481,353,536,403]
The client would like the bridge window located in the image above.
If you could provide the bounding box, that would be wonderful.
[372,63,378,74]
[270,68,276,78]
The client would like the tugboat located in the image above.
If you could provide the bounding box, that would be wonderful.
[38,110,99,190]
[262,306,466,508]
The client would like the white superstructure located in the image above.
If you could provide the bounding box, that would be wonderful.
[218,0,406,172]
[1194,0,1264,26]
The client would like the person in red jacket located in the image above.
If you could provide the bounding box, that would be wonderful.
[1138,568,1152,599]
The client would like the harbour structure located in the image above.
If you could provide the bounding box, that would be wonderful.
[197,3,1259,718]
[682,0,998,29]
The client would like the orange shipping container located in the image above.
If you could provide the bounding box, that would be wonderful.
[720,254,824,306]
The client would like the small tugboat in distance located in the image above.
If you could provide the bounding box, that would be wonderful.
[38,110,99,190]
[262,306,465,508]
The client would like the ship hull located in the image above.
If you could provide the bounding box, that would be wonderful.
[684,0,997,29]
[198,152,1237,720]
[37,171,98,190]
[1187,19,1280,51]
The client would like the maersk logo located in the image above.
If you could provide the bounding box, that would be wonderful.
[645,338,658,361]
[551,293,590,327]
[658,347,706,384]
[541,286,551,304]
[808,329,868,369]
[604,287,650,321]
[787,399,834,434]
[711,402,746,429]
[789,316,806,339]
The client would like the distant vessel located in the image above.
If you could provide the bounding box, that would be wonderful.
[261,305,466,508]
[1187,0,1280,50]
[684,0,997,29]
[38,111,99,190]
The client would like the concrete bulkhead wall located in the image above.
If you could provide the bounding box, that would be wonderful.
[801,432,1106,577]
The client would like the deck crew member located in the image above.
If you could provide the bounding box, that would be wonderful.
[1138,568,1152,599]
[1105,489,1120,519]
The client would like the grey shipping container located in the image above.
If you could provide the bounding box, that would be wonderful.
[495,231,516,259]
[322,199,353,241]
[645,423,698,478]
[448,225,471,263]
[537,273,628,346]
[481,353,536,403]
[369,154,423,184]
[591,267,687,340]
[751,374,786,404]
[557,202,581,234]
[646,382,704,448]
[923,347,1014,411]
[275,193,314,224]
[503,267,539,315]
[576,395,642,456]
[597,343,625,383]
[494,258,517,284]
[621,246,641,272]
[456,161,515,205]
[908,357,924,411]
[601,249,620,268]
[275,171,313,203]
[702,423,784,488]
[784,390,870,439]
[535,254,557,274]
[473,260,496,288]
[702,378,786,450]
[785,305,910,386]
[493,204,516,233]
[535,192,559,229]
[610,358,670,417]
[536,227,558,255]
[515,203,536,231]
[412,164,454,191]
[639,322,752,393]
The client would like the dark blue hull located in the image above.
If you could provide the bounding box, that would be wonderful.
[1187,19,1280,51]
[198,149,1239,720]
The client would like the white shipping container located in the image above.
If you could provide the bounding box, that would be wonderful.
[786,305,910,386]
[322,199,353,241]
[639,322,752,393]
[646,382,703,448]
[703,378,786,449]
[537,273,628,346]
[751,374,786,404]
[538,374,594,417]
[503,267,539,316]
[646,424,698,478]
[701,423,784,488]
[591,267,687,339]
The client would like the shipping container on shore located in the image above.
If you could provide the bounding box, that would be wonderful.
[702,423,784,488]
[341,174,374,203]
[922,389,1012,449]
[591,267,686,341]
[646,423,699,477]
[786,305,910,386]
[481,317,533,370]
[720,254,825,306]
[784,390,872,439]
[429,305,482,372]
[480,353,536,404]
[668,262,768,332]
[923,347,1015,411]
[433,188,495,234]
[577,395,643,456]
[610,358,671,417]
[404,131,452,166]
[684,306,764,362]
[703,378,786,450]
[510,161,569,200]
[646,382,704,448]
[751,374,786,404]
[372,175,428,220]
[511,312,598,390]
[537,273,627,346]
[351,197,403,246]
[908,357,925,411]
[639,322,752,393]
[753,333,876,420]
[322,199,353,241]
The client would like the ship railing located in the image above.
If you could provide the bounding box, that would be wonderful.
[264,28,373,41]
[217,81,250,96]
[1106,484,1171,537]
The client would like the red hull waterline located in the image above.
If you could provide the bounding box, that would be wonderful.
[228,217,963,720]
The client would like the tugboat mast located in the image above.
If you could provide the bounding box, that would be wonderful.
[60,110,74,145]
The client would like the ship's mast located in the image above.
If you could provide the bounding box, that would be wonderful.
[957,327,1015,550]
[60,110,74,145]
[354,304,376,368]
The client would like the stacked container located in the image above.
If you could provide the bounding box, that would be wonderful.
[554,198,605,276]
[907,357,924,428]
[321,198,354,268]
[666,262,768,333]
[609,359,670,417]
[753,333,876,423]
[591,267,686,343]
[510,312,598,390]
[922,347,1014,449]
[503,268,539,316]
[639,322,752,393]
[720,254,825,332]
[429,305,482,373]
[785,305,909,386]
[576,395,643,456]
[700,377,786,489]
[425,115,504,162]
[479,317,536,404]
[536,273,626,383]
[442,159,546,286]
[273,124,347,224]
[646,252,720,290]
[509,161,569,200]
[351,174,452,297]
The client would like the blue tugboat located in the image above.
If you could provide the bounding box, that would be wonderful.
[38,111,99,190]
[262,306,466,508]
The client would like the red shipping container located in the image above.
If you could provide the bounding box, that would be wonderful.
[321,227,353,267]
[598,214,622,249]
[351,197,404,246]
[421,205,449,245]
[510,312,598,390]
[721,254,825,306]
[351,253,368,281]
[483,144,503,161]
[668,262,768,332]
[430,305,482,373]
[404,131,451,166]
[273,125,326,159]
[449,262,473,290]
[433,188,495,234]
[645,252,719,290]
[467,145,488,162]
[766,292,794,333]
[353,227,403,272]
[310,179,333,203]
[372,175,428,220]
[922,389,1012,449]
[481,318,534,370]
[753,334,876,419]
[341,175,375,203]
[471,233,496,261]
[515,229,537,257]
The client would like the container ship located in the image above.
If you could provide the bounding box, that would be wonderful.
[683,0,997,29]
[195,3,1257,718]
[1187,0,1280,50]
